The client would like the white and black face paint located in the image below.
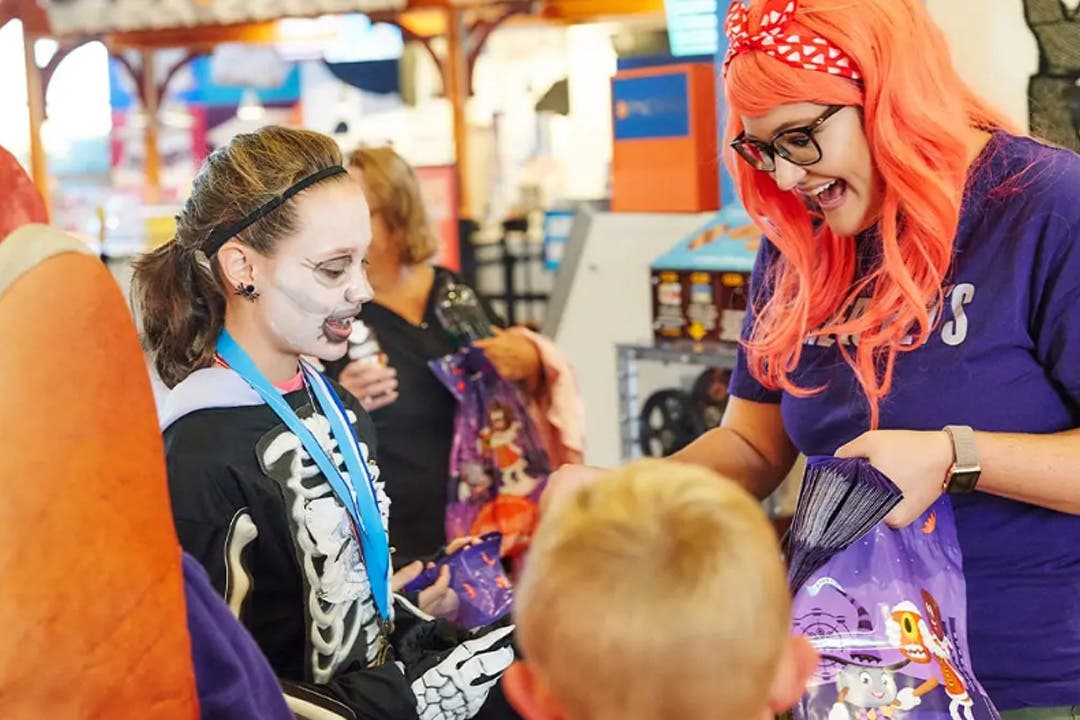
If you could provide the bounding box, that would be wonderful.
[268,256,364,346]
[253,181,375,362]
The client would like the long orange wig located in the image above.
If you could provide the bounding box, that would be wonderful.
[723,0,1014,427]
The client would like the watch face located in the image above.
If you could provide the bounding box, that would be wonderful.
[948,469,981,494]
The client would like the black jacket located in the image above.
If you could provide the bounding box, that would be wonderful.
[161,368,513,720]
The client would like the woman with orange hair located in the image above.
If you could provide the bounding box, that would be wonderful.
[553,0,1080,715]
[690,0,1080,714]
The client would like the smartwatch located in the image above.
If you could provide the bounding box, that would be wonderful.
[943,425,981,494]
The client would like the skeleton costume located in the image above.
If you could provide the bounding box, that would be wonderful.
[161,362,514,720]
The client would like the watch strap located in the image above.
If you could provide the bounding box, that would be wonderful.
[944,425,977,468]
[943,424,980,494]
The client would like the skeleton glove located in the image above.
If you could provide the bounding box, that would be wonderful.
[409,625,515,720]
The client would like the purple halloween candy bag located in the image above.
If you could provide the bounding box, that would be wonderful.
[400,532,514,630]
[429,346,550,563]
[791,490,999,720]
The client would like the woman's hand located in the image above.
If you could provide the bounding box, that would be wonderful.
[835,430,953,528]
[392,561,460,622]
[339,358,399,412]
[474,328,541,385]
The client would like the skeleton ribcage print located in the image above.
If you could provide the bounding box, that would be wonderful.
[256,406,516,719]
[260,407,391,683]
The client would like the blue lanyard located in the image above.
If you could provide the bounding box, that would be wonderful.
[216,330,391,622]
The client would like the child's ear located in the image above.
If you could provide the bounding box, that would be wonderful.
[767,635,818,713]
[502,661,566,720]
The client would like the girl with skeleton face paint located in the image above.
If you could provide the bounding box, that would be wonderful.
[132,126,516,720]
[239,177,375,372]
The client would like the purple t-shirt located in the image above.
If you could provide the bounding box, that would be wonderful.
[730,132,1080,710]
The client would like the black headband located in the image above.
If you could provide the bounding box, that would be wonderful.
[201,165,349,255]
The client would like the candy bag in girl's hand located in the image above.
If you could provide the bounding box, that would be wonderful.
[400,533,514,630]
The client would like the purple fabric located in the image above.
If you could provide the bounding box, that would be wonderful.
[182,553,293,720]
[792,497,998,720]
[400,533,514,630]
[730,133,1080,709]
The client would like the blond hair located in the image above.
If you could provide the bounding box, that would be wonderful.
[515,460,789,720]
[347,145,438,265]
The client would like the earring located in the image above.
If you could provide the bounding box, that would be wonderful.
[235,282,260,301]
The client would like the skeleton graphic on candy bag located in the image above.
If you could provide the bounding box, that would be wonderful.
[887,591,975,720]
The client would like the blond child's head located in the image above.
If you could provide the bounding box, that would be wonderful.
[503,460,816,720]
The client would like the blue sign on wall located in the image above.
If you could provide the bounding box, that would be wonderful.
[665,0,719,57]
[109,56,301,110]
[612,73,690,141]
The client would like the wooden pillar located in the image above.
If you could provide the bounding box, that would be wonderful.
[141,49,162,204]
[445,7,471,217]
[22,25,49,216]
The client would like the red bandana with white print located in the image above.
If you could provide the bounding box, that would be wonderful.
[722,0,861,81]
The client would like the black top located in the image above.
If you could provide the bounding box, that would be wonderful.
[164,376,516,720]
[165,386,421,718]
[324,268,501,568]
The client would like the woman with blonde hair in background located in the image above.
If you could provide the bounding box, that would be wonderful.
[324,145,582,575]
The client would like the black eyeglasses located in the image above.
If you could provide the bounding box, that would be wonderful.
[731,105,844,173]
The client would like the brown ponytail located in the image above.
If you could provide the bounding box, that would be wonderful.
[131,125,346,388]
[131,235,224,388]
